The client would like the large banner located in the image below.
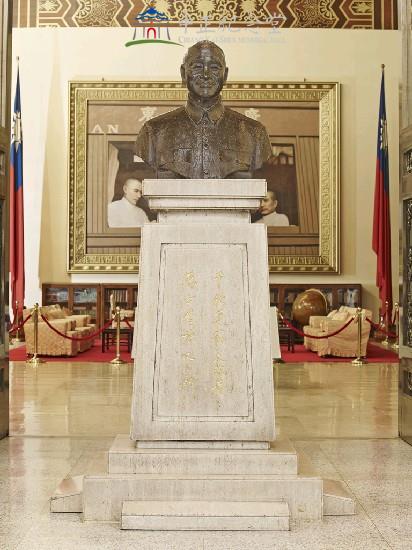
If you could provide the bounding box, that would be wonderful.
[13,1,397,30]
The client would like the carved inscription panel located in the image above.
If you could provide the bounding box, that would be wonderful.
[153,244,253,420]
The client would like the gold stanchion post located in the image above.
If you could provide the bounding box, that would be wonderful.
[352,307,367,366]
[392,302,399,350]
[382,300,390,347]
[26,303,45,366]
[12,301,23,344]
[110,306,125,365]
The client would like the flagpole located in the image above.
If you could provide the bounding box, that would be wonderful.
[380,62,385,320]
[10,61,25,323]
[372,63,392,325]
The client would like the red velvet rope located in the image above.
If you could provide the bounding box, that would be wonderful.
[40,315,113,341]
[281,316,355,339]
[366,317,397,339]
[380,303,398,327]
[124,318,134,329]
[8,313,32,333]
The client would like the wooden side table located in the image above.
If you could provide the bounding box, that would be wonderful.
[101,327,133,353]
[278,326,295,352]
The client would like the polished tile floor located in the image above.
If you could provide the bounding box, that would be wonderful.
[1,359,409,549]
[9,360,398,439]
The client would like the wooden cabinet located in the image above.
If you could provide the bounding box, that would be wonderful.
[43,282,360,329]
[42,284,101,327]
[269,283,362,319]
[42,283,137,328]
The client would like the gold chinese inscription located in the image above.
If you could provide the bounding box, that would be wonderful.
[180,271,198,389]
[212,271,226,396]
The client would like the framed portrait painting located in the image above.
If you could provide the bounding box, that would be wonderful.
[68,81,339,273]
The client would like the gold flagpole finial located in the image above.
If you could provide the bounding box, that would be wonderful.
[381,64,385,71]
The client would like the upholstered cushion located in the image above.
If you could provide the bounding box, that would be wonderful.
[46,309,64,320]
[308,315,327,329]
[332,311,349,321]
[66,314,91,328]
[120,309,134,319]
[343,306,358,316]
[327,309,337,319]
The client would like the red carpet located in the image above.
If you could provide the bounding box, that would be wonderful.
[281,343,398,363]
[10,341,398,364]
[9,340,133,363]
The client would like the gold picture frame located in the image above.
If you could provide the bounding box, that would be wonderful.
[68,81,339,273]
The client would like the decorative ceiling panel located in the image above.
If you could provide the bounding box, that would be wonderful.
[13,1,397,29]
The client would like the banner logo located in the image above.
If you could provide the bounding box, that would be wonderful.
[126,3,182,47]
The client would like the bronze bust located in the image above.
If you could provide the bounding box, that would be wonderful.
[136,40,272,179]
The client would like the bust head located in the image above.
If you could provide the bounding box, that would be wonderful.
[180,41,228,104]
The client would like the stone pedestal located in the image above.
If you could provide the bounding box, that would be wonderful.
[51,179,355,530]
[131,179,275,445]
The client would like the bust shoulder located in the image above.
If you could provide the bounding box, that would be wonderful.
[143,106,188,131]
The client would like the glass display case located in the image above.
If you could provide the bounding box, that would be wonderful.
[42,284,100,326]
[269,283,362,318]
[72,287,98,320]
[44,286,69,306]
[102,284,138,323]
[42,283,137,328]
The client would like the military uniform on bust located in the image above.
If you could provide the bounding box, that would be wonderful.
[136,96,272,179]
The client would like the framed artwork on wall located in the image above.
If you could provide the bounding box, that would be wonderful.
[68,80,339,273]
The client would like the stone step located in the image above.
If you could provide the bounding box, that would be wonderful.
[108,435,298,476]
[323,479,356,516]
[50,475,83,513]
[83,472,323,522]
[121,500,290,531]
[296,450,356,516]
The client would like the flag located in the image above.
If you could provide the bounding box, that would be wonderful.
[372,67,392,319]
[10,68,25,318]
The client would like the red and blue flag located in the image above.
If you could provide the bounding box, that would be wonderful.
[372,68,392,318]
[10,68,25,318]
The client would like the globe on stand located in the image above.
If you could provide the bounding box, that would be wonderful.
[291,289,328,326]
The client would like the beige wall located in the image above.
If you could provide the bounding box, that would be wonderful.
[12,27,401,315]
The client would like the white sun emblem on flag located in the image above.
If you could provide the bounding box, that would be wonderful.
[12,111,22,150]
[380,117,388,151]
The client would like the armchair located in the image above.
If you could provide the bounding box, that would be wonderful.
[304,306,372,358]
[22,305,96,356]
[110,308,135,329]
[25,318,79,357]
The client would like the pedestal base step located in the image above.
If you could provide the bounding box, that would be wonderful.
[83,473,322,521]
[50,475,83,513]
[109,435,298,476]
[121,500,290,531]
[323,479,356,516]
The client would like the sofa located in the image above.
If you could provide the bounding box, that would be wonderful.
[303,306,372,358]
[23,305,96,357]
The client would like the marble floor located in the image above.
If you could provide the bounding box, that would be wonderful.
[1,359,410,549]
